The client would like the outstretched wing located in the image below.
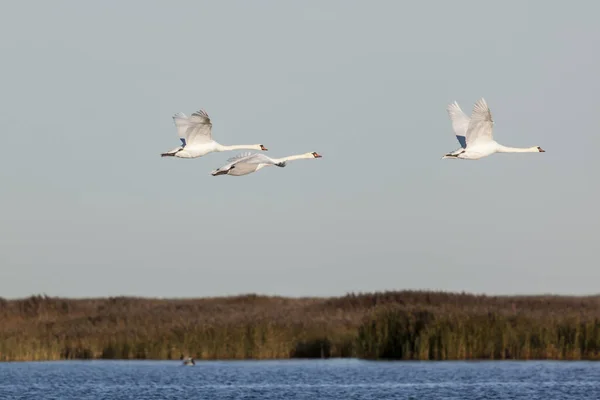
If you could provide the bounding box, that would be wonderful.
[226,163,261,176]
[226,152,275,165]
[185,109,213,145]
[212,153,258,176]
[446,101,469,149]
[227,152,255,163]
[212,153,277,177]
[215,152,259,173]
[237,153,277,165]
[172,112,188,146]
[221,153,275,171]
[465,98,494,147]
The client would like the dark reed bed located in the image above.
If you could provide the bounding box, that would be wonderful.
[1,291,599,361]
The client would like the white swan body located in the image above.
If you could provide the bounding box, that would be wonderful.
[161,109,268,158]
[211,152,322,177]
[442,98,545,160]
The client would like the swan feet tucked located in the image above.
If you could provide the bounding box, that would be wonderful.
[441,150,465,159]
[444,151,463,157]
[212,168,231,176]
[161,149,182,157]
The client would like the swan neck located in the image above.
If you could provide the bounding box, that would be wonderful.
[496,145,538,153]
[217,144,261,151]
[275,153,313,163]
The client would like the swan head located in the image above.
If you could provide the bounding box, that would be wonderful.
[537,146,545,152]
[260,145,268,151]
[311,152,322,158]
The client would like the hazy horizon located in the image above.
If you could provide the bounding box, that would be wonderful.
[5,289,600,301]
[1,1,599,299]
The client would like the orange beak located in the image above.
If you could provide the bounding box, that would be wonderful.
[260,145,268,151]
[313,152,322,158]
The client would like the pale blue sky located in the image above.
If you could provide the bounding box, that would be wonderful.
[1,1,599,299]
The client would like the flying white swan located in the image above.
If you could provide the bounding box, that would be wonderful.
[444,101,469,157]
[211,151,322,177]
[161,109,268,158]
[442,98,545,160]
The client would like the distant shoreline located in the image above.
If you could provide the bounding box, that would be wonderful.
[1,358,597,363]
[2,290,600,362]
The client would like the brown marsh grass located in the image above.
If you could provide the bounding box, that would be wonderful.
[1,291,599,361]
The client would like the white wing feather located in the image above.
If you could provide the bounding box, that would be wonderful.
[227,152,255,163]
[216,153,260,172]
[238,153,277,165]
[218,153,275,172]
[446,101,470,138]
[172,112,189,140]
[213,153,278,177]
[185,109,213,144]
[465,98,494,146]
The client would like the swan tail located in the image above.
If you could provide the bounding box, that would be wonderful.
[161,147,182,157]
[441,153,460,159]
[211,168,229,176]
[442,148,465,159]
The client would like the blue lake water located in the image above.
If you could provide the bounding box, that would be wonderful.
[0,359,599,399]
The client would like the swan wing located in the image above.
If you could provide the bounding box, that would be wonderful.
[216,153,275,175]
[213,154,262,176]
[227,152,256,163]
[236,153,276,165]
[446,101,469,148]
[465,98,494,147]
[227,163,261,176]
[227,152,275,165]
[215,152,259,172]
[172,112,189,146]
[185,109,213,145]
